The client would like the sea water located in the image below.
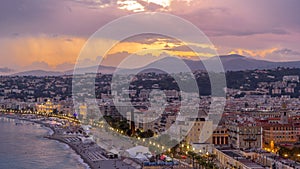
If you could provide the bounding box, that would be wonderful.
[0,117,90,169]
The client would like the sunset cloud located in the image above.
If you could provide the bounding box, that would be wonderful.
[228,47,300,62]
[0,35,87,70]
[228,48,279,58]
[1,0,300,71]
[105,36,216,60]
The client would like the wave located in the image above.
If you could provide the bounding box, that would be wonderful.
[42,126,54,135]
[72,153,91,169]
[55,140,90,169]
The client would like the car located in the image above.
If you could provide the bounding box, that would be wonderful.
[180,155,187,159]
[165,157,173,162]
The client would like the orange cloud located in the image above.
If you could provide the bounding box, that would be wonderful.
[0,35,87,68]
[0,34,216,71]
[228,47,278,58]
[106,38,215,59]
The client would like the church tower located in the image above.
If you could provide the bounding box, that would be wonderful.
[280,102,288,124]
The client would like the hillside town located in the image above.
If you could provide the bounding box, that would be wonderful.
[1,68,300,168]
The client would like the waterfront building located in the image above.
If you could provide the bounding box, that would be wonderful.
[36,99,59,114]
[214,149,265,169]
[79,104,87,119]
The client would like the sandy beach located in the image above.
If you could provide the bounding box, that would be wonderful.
[0,113,139,169]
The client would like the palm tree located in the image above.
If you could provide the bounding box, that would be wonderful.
[195,155,203,169]
[196,155,206,169]
[188,151,197,168]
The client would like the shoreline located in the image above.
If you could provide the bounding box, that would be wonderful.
[44,135,94,169]
[45,136,91,169]
[0,113,140,169]
[0,114,93,169]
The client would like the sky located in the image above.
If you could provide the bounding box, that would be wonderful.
[0,0,300,73]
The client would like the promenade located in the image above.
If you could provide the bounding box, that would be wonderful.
[0,113,141,169]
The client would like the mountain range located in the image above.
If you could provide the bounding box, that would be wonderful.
[11,55,300,76]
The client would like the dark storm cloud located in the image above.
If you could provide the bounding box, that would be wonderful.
[1,0,300,38]
[0,0,127,37]
[177,0,300,37]
[71,0,117,8]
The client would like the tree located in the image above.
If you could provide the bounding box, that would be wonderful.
[188,151,197,168]
[196,155,206,169]
[139,129,154,138]
[52,108,58,114]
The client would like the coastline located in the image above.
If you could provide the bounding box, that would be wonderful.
[44,136,91,169]
[0,114,93,169]
[44,135,94,169]
[0,113,140,169]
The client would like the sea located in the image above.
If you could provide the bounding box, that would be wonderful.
[0,116,90,169]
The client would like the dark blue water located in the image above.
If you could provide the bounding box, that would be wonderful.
[0,117,89,169]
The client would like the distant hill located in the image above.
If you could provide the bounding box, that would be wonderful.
[13,70,64,76]
[124,54,300,73]
[9,55,300,76]
[213,54,275,71]
[185,54,300,71]
[64,65,116,75]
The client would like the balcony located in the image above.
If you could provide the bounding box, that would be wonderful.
[243,138,257,141]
